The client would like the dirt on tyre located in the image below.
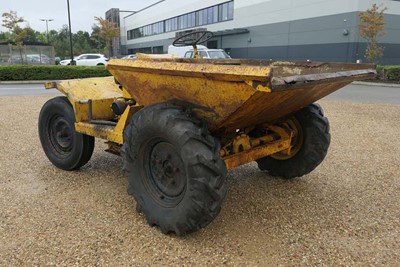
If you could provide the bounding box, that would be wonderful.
[122,103,227,236]
[257,103,330,179]
[38,96,95,171]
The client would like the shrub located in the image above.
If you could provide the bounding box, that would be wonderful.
[377,65,400,81]
[0,65,111,81]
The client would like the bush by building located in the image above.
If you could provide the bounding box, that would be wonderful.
[377,65,400,82]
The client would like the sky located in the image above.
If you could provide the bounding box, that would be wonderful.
[0,0,158,33]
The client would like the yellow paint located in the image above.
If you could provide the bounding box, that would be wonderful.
[106,58,273,131]
[75,122,122,144]
[221,124,294,169]
[224,138,291,170]
[49,76,123,101]
[245,81,272,92]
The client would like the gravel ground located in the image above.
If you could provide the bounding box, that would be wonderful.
[0,96,399,266]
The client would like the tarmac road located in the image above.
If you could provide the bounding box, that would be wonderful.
[0,83,60,97]
[326,82,400,105]
[0,95,399,266]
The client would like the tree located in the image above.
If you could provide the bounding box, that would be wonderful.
[73,30,93,55]
[0,31,11,42]
[90,24,106,54]
[2,10,30,63]
[358,4,387,63]
[94,17,119,57]
[1,11,24,30]
[53,25,71,59]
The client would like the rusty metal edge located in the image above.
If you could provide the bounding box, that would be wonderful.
[271,70,376,92]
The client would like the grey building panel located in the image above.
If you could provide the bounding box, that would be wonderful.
[287,43,351,61]
[231,46,288,60]
[248,21,290,36]
[230,42,400,64]
[218,13,361,49]
[385,13,400,30]
[288,12,356,33]
[288,29,350,45]
[248,33,290,47]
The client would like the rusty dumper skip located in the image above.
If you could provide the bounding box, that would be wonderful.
[39,32,375,235]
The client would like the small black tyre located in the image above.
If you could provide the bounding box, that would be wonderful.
[38,96,95,171]
[122,103,227,236]
[257,103,330,179]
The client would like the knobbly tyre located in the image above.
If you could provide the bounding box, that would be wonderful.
[38,31,376,235]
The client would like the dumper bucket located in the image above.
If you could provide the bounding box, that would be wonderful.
[107,58,375,133]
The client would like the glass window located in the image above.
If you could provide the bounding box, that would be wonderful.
[221,3,229,21]
[127,1,234,39]
[166,19,173,32]
[228,1,234,20]
[153,22,164,34]
[197,10,204,26]
[184,51,193,58]
[166,17,178,32]
[203,9,208,24]
[179,14,188,29]
[204,6,219,24]
[207,7,213,24]
[188,12,196,28]
[199,51,208,58]
[208,51,230,59]
[213,6,219,22]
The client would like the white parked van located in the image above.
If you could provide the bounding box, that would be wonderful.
[167,45,231,59]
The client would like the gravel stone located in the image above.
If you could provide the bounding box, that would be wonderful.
[0,96,399,266]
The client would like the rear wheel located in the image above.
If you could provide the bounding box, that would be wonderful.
[256,103,330,179]
[122,103,227,236]
[38,96,95,170]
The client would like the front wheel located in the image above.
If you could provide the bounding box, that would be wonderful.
[257,103,330,179]
[38,96,95,171]
[122,103,227,236]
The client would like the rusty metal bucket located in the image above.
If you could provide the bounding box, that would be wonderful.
[107,58,375,133]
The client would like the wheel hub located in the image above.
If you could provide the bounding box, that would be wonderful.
[149,142,186,198]
[50,116,73,152]
[270,118,304,160]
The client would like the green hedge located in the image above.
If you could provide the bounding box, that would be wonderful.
[377,65,400,81]
[0,65,111,81]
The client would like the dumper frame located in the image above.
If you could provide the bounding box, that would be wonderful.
[39,31,376,236]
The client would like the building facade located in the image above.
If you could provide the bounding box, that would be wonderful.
[120,0,400,64]
[106,8,121,57]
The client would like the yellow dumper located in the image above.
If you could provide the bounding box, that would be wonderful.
[39,32,375,235]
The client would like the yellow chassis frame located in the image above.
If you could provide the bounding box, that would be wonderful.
[45,78,294,170]
[72,98,293,170]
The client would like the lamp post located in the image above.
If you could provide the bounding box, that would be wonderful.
[40,19,54,43]
[67,0,75,65]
